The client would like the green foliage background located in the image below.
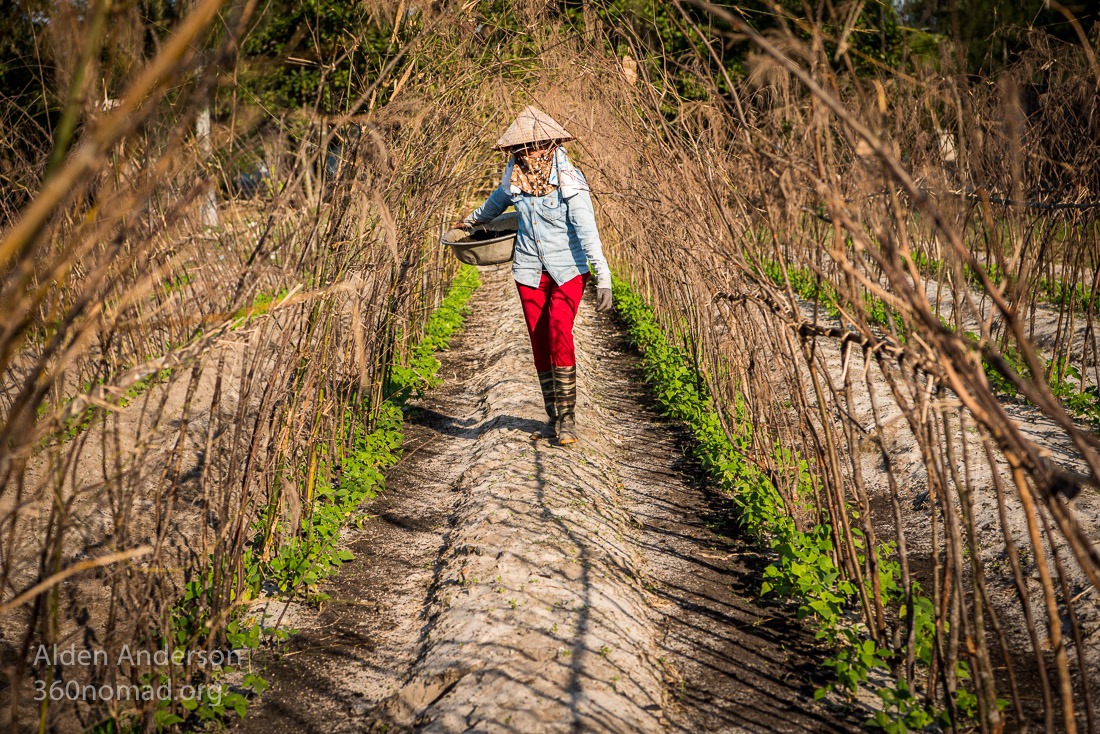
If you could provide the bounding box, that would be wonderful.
[1,0,1095,179]
[238,0,398,113]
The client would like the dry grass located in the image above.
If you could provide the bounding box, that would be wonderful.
[0,3,523,729]
[508,4,1100,731]
[3,0,1100,731]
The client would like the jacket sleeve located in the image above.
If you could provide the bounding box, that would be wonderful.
[566,189,612,290]
[462,185,511,228]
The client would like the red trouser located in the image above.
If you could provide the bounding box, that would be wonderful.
[516,272,588,372]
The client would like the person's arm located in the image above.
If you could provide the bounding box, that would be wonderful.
[462,185,512,228]
[566,190,613,311]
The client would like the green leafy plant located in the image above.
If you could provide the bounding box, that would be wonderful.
[612,274,959,729]
[128,265,481,732]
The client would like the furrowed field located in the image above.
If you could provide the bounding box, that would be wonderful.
[2,1,1099,731]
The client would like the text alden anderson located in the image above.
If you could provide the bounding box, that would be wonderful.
[34,644,242,668]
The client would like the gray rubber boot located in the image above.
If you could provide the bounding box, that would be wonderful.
[530,370,557,440]
[553,365,578,445]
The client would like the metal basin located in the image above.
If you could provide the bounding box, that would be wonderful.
[442,212,517,266]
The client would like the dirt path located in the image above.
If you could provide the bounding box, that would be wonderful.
[235,266,861,733]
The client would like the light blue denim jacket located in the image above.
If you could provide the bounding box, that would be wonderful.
[463,147,611,290]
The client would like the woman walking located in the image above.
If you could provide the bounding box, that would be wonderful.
[458,106,612,446]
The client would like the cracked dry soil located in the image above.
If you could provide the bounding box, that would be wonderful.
[234,266,862,734]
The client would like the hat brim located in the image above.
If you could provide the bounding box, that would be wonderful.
[494,136,574,152]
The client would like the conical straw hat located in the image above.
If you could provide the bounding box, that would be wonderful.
[495,106,574,150]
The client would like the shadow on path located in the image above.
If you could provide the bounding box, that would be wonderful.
[235,268,863,734]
